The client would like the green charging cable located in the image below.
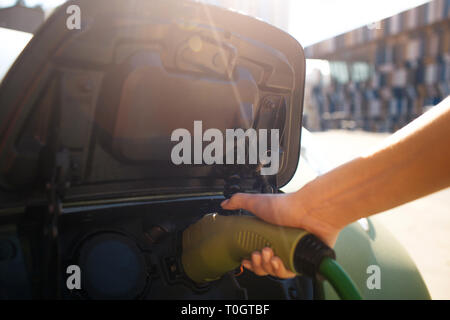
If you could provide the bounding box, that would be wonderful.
[319,257,363,300]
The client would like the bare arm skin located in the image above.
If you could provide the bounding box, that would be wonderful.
[221,96,450,278]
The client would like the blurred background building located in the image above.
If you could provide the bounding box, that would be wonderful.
[303,0,450,132]
[0,0,44,33]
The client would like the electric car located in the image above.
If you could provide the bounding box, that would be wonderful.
[0,0,430,300]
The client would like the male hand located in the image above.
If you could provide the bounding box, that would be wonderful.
[221,192,340,279]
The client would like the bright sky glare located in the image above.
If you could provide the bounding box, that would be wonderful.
[0,27,32,80]
[0,0,65,8]
[0,0,433,46]
[289,0,432,46]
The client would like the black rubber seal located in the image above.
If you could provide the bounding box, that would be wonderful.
[293,234,336,277]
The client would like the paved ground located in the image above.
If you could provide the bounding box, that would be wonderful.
[311,130,450,300]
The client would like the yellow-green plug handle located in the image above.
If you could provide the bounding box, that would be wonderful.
[181,213,309,283]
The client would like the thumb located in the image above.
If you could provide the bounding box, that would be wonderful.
[221,193,293,227]
[221,193,259,212]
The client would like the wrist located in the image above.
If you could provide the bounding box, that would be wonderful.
[289,184,342,247]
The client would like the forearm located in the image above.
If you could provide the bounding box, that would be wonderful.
[295,97,450,232]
